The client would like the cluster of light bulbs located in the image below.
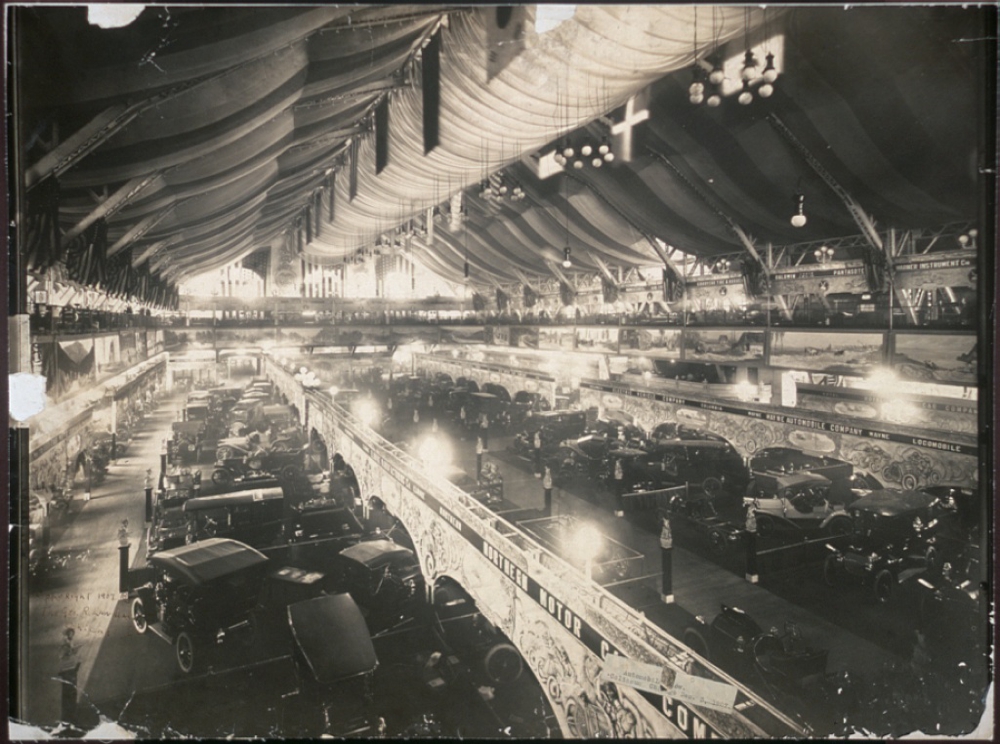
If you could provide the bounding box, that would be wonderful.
[689,51,778,107]
[712,258,732,273]
[479,173,525,202]
[957,229,978,249]
[553,141,615,169]
[814,245,835,263]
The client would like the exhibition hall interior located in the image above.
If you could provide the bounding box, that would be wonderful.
[7,4,994,740]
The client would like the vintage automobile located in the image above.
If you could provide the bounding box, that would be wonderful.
[211,446,309,486]
[285,593,379,737]
[507,390,552,428]
[333,539,425,635]
[508,410,588,460]
[608,438,749,497]
[148,472,202,554]
[128,538,270,673]
[548,433,632,483]
[748,446,881,505]
[823,489,963,603]
[683,605,829,693]
[183,487,286,548]
[744,471,853,537]
[465,391,508,431]
[664,492,744,556]
[185,401,213,423]
[172,421,206,464]
[431,576,524,686]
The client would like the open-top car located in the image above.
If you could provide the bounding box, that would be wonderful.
[823,489,964,603]
[148,472,202,554]
[748,446,881,504]
[508,410,588,460]
[548,432,635,483]
[745,471,852,537]
[212,446,309,486]
[684,605,829,695]
[128,538,270,673]
[507,390,551,428]
[171,421,206,464]
[664,492,743,556]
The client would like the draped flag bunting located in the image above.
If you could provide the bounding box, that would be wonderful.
[375,95,390,174]
[327,173,336,221]
[349,138,359,201]
[421,29,441,155]
[485,6,529,81]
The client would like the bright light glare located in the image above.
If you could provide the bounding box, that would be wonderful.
[881,400,917,424]
[861,368,898,393]
[568,524,603,564]
[352,399,380,428]
[734,380,756,402]
[392,346,414,366]
[417,435,453,470]
[328,386,340,398]
[87,5,145,29]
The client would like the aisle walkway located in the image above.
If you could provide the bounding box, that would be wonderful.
[22,393,182,728]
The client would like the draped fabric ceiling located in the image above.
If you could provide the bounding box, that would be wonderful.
[16,5,984,290]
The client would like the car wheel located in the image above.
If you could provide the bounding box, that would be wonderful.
[702,477,723,496]
[823,554,841,587]
[755,514,776,538]
[216,447,232,461]
[130,597,148,634]
[280,465,298,480]
[683,628,710,662]
[483,643,524,686]
[212,468,232,486]
[825,517,852,537]
[175,631,196,674]
[873,570,893,604]
[247,458,263,471]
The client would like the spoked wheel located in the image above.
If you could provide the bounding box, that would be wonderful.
[483,643,524,686]
[702,477,723,496]
[755,515,776,538]
[873,570,894,604]
[175,631,196,674]
[825,517,852,537]
[212,468,232,486]
[130,597,148,634]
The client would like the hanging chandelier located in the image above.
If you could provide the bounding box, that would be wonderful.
[479,171,525,202]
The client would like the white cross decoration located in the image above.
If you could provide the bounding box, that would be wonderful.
[610,93,650,162]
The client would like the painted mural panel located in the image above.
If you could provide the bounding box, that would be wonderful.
[619,327,682,359]
[538,327,576,351]
[56,338,95,398]
[769,330,884,375]
[682,329,764,362]
[439,326,485,345]
[575,326,619,353]
[579,384,977,491]
[510,326,539,349]
[214,327,269,348]
[891,333,977,385]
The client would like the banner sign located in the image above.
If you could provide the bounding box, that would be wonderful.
[580,381,977,457]
[893,252,975,290]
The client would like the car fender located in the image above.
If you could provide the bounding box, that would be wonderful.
[818,508,851,530]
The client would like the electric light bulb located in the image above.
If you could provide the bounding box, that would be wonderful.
[708,67,725,86]
[563,146,575,158]
[690,93,704,105]
[598,143,610,155]
[603,152,615,163]
[592,158,603,167]
[581,144,593,156]
[738,90,753,105]
[791,214,807,228]
[758,83,774,98]
[573,160,584,169]
[706,94,722,107]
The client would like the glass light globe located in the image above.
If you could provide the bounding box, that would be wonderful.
[555,153,567,166]
[592,158,603,167]
[690,93,704,105]
[563,146,575,158]
[603,152,615,162]
[790,214,807,228]
[708,67,725,85]
[573,159,584,169]
[581,144,593,156]
[562,258,572,268]
[598,143,610,155]
[738,90,753,105]
[758,83,774,98]
[707,94,722,107]
[688,81,704,96]
[763,68,778,84]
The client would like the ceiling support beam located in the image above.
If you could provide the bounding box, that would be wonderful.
[107,203,178,258]
[60,172,164,246]
[589,253,619,287]
[646,147,770,281]
[773,295,794,322]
